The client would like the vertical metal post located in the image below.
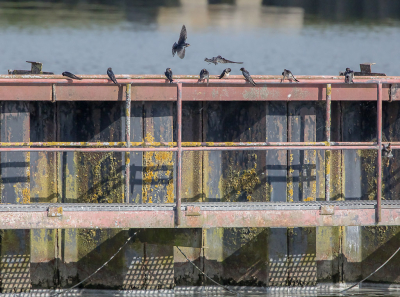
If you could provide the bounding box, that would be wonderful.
[325,84,331,201]
[125,84,131,204]
[176,83,183,225]
[377,83,382,222]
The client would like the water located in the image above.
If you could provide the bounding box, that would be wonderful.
[0,0,399,77]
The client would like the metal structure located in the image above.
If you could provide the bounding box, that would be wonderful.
[0,74,398,229]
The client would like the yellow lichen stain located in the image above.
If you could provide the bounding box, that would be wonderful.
[303,197,314,202]
[206,142,215,146]
[77,151,123,203]
[143,132,174,203]
[182,142,202,147]
[22,187,30,204]
[325,151,331,175]
[222,163,260,202]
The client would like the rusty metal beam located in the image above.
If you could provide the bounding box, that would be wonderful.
[377,83,383,222]
[0,79,396,101]
[1,141,400,147]
[176,83,183,226]
[0,201,399,229]
[0,145,382,152]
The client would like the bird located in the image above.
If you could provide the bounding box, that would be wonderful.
[281,69,299,83]
[107,67,118,85]
[165,68,173,83]
[205,55,243,65]
[344,68,354,84]
[172,25,190,59]
[198,69,209,86]
[240,68,256,86]
[219,68,231,79]
[62,71,82,80]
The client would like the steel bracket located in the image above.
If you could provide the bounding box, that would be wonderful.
[390,84,400,102]
[48,206,63,217]
[320,205,334,215]
[186,205,201,216]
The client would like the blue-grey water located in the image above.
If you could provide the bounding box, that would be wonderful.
[0,1,399,77]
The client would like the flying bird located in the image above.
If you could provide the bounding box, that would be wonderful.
[172,25,190,59]
[219,68,231,79]
[107,67,118,85]
[205,55,243,65]
[165,68,173,83]
[281,69,299,83]
[344,68,354,84]
[198,69,209,86]
[240,68,256,86]
[62,71,82,80]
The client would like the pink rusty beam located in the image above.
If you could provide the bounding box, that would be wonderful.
[0,209,400,229]
[0,81,393,101]
[0,142,129,147]
[0,145,379,152]
[0,147,179,152]
[0,141,396,147]
[181,145,378,151]
[377,83,383,223]
[125,84,131,204]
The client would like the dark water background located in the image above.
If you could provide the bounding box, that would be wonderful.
[0,0,400,77]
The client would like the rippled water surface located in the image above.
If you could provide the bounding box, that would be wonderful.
[0,0,399,77]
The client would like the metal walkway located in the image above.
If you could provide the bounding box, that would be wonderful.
[0,200,398,229]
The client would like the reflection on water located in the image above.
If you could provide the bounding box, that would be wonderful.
[0,0,399,75]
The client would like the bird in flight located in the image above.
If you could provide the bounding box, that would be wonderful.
[240,68,256,86]
[344,68,354,84]
[172,25,190,59]
[107,68,118,85]
[165,68,173,83]
[205,55,243,65]
[62,71,82,80]
[198,69,210,86]
[219,68,231,79]
[281,69,299,83]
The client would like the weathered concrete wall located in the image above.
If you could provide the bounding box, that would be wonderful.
[0,100,400,292]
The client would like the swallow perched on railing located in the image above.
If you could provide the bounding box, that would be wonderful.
[205,55,243,65]
[165,68,173,83]
[172,25,190,59]
[198,69,209,86]
[62,71,82,80]
[281,69,299,83]
[344,68,354,84]
[219,68,231,79]
[240,68,256,86]
[107,67,118,85]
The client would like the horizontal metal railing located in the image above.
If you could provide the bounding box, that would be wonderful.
[0,78,393,226]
